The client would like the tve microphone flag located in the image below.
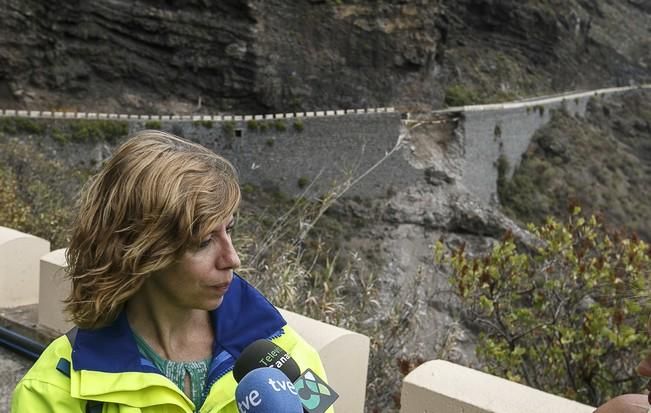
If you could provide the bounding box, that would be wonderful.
[294,368,339,413]
[235,367,303,413]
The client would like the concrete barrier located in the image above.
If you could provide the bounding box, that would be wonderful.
[279,309,369,413]
[400,360,594,413]
[38,248,73,333]
[0,227,50,307]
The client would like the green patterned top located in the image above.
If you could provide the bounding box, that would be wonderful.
[133,333,211,411]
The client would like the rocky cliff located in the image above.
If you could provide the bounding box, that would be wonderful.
[1,0,649,114]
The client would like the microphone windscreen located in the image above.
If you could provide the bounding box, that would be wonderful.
[233,339,300,382]
[235,367,303,413]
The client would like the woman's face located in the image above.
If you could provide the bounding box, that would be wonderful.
[149,215,241,311]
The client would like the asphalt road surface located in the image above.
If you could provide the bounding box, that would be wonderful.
[0,345,31,412]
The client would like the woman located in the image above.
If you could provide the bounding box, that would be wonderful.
[594,319,651,413]
[11,130,331,412]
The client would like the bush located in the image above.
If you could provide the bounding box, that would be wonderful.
[436,207,651,405]
[0,138,90,248]
[494,124,502,139]
[194,120,213,129]
[222,121,236,137]
[144,120,162,129]
[0,118,47,135]
[297,176,309,188]
[51,129,68,144]
[444,84,479,107]
[293,119,304,132]
[68,120,129,144]
[274,119,286,132]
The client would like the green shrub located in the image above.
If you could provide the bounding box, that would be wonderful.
[222,121,236,137]
[241,183,256,194]
[15,118,46,134]
[437,208,651,405]
[144,120,162,129]
[297,176,309,189]
[494,124,502,139]
[293,119,304,132]
[194,120,213,129]
[247,119,259,131]
[0,118,47,135]
[0,139,90,248]
[274,119,286,132]
[444,84,479,107]
[266,138,275,147]
[51,129,68,144]
[68,120,129,143]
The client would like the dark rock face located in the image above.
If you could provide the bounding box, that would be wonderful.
[0,0,649,114]
[0,0,258,112]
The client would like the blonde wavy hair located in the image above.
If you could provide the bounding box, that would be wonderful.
[64,130,241,329]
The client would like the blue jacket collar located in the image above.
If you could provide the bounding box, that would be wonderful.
[70,274,287,376]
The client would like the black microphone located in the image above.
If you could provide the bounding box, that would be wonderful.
[233,339,301,382]
[233,339,339,413]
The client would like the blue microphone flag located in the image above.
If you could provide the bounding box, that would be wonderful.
[235,367,303,413]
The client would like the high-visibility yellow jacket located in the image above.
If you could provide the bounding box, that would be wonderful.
[12,275,333,413]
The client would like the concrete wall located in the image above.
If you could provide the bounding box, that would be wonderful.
[400,360,595,413]
[0,107,428,200]
[0,227,49,307]
[3,86,649,206]
[175,112,419,198]
[450,85,650,204]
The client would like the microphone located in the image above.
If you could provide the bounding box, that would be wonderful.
[234,339,339,413]
[235,367,303,413]
[233,339,301,382]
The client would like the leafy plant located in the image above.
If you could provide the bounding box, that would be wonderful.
[444,84,479,107]
[297,176,309,188]
[0,118,47,135]
[0,137,90,248]
[274,119,287,132]
[436,207,651,405]
[144,120,162,129]
[68,120,129,143]
[222,121,236,137]
[194,120,213,129]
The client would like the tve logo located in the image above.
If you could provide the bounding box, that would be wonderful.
[237,389,261,412]
[268,377,298,395]
[236,368,304,413]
